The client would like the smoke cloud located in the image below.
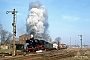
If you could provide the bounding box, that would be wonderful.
[26,1,49,40]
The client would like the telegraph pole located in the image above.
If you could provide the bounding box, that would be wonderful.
[70,37,71,47]
[78,35,82,50]
[75,40,76,48]
[6,9,18,56]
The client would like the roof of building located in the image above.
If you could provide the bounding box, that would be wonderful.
[19,34,30,37]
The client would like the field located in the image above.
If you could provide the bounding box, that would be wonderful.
[0,49,12,53]
[60,48,90,60]
[0,48,90,60]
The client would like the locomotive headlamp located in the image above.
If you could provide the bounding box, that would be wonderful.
[31,34,34,38]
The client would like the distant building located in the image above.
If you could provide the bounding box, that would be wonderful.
[19,34,30,44]
[0,45,8,49]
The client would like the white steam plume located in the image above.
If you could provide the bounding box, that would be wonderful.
[26,1,49,39]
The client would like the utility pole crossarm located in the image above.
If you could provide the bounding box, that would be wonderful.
[6,9,18,14]
[6,11,13,14]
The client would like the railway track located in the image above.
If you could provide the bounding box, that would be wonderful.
[0,50,77,60]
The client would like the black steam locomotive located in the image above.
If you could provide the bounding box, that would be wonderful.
[24,34,53,52]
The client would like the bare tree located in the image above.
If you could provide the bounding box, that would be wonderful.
[0,23,3,44]
[0,23,2,43]
[2,31,12,45]
[4,32,12,49]
[55,37,61,50]
[0,23,2,31]
[0,23,3,35]
[6,32,12,41]
[0,23,12,45]
[0,29,8,44]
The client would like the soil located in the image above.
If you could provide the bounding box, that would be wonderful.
[1,48,90,60]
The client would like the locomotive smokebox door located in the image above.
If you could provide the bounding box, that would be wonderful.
[30,34,34,38]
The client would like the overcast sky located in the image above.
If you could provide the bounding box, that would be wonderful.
[0,0,90,45]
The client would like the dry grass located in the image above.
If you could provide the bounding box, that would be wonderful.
[1,48,90,60]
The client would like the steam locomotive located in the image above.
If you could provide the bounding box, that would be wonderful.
[24,34,53,52]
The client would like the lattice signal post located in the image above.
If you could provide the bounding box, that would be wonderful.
[78,35,82,50]
[6,9,18,56]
